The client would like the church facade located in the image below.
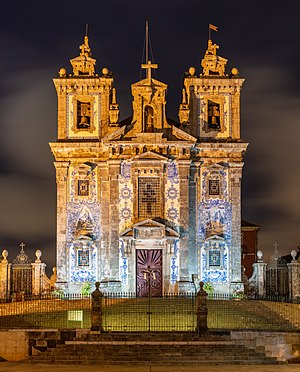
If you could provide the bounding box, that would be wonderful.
[50,35,248,295]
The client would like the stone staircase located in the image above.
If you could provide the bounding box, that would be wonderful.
[27,331,282,365]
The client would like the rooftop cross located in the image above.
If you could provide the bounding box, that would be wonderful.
[141,60,158,83]
[20,242,25,253]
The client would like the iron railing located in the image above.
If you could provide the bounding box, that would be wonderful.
[0,292,299,331]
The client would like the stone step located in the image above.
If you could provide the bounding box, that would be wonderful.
[28,344,280,365]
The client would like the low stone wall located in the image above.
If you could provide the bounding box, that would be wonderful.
[0,330,29,361]
[231,331,300,361]
[0,329,77,361]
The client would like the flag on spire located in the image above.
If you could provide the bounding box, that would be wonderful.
[209,24,218,32]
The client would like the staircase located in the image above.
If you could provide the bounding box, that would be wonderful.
[27,331,282,365]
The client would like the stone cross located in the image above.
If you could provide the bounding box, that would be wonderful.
[141,60,158,83]
[20,242,25,253]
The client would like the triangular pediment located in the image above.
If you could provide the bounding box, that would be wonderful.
[132,77,167,89]
[131,151,168,162]
[120,219,179,239]
[205,234,225,242]
[172,126,197,142]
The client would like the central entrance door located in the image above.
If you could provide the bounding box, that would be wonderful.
[136,249,162,297]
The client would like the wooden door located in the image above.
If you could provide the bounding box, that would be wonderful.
[136,249,162,297]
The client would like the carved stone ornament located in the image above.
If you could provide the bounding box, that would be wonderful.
[70,36,96,77]
[201,39,228,77]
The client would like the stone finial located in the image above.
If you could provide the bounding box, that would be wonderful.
[291,249,297,262]
[59,68,67,77]
[1,250,8,262]
[188,66,195,76]
[257,250,263,262]
[35,249,42,262]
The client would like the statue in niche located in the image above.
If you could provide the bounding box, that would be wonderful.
[144,106,154,132]
[77,101,91,129]
[208,101,220,130]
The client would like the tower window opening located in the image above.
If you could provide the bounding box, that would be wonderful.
[208,100,220,130]
[77,101,91,129]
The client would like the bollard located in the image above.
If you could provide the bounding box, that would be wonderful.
[91,282,103,331]
[196,281,208,333]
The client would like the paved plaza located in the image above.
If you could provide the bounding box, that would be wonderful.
[0,363,300,372]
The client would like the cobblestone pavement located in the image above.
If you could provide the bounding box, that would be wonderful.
[0,363,300,372]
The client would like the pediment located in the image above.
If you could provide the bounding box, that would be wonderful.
[132,78,167,89]
[206,162,228,171]
[205,234,225,242]
[120,219,179,239]
[131,151,168,162]
[172,126,197,142]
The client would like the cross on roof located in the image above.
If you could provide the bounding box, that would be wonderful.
[20,242,25,253]
[141,60,158,82]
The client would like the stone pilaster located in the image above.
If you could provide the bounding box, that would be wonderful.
[188,164,197,276]
[54,161,69,290]
[108,160,122,281]
[98,162,110,280]
[229,163,243,284]
[177,160,191,284]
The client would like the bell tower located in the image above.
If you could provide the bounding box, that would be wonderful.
[179,34,248,294]
[50,35,120,292]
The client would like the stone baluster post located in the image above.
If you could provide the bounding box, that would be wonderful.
[250,250,267,297]
[0,250,11,299]
[287,250,300,300]
[91,282,103,331]
[32,250,47,296]
[196,281,208,333]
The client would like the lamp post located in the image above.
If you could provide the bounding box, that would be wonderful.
[143,265,156,331]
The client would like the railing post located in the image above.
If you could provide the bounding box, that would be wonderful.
[196,281,208,333]
[91,282,103,332]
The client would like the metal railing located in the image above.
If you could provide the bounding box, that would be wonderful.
[0,292,299,331]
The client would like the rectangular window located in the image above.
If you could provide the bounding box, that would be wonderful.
[138,177,161,218]
[78,250,89,266]
[209,250,221,267]
[78,180,89,196]
[209,179,220,196]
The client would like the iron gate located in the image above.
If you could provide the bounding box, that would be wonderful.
[101,293,196,331]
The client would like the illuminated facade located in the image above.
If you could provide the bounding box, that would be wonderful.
[51,35,248,294]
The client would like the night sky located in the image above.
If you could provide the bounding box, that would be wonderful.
[1,0,300,273]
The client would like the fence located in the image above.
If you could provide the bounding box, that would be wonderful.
[0,293,299,331]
